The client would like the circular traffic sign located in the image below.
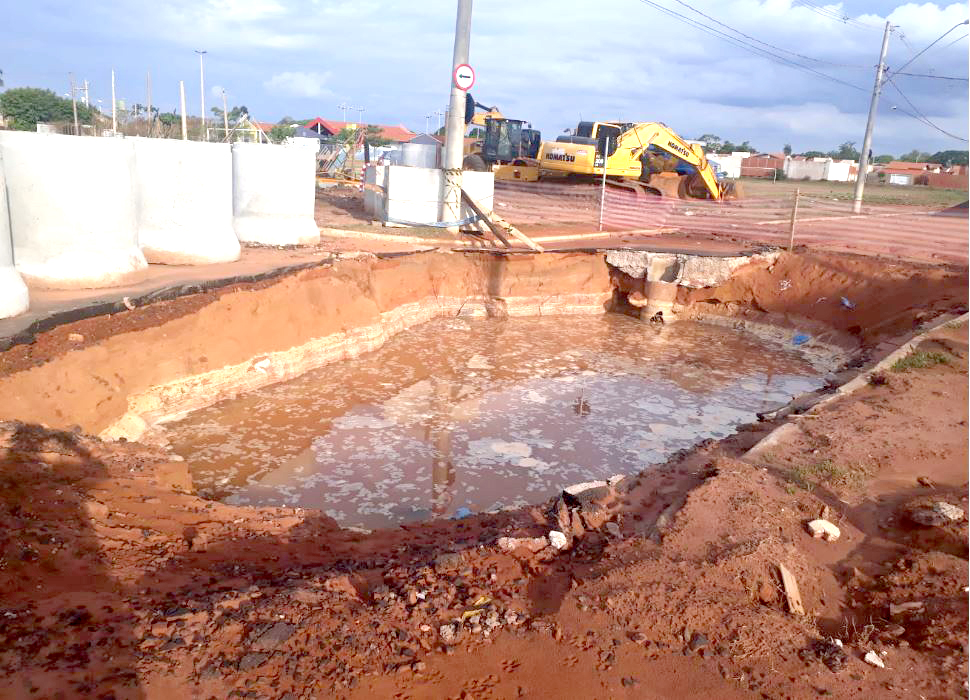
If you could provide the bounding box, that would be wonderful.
[453,63,475,91]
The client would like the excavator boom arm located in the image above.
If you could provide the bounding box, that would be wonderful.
[618,122,723,200]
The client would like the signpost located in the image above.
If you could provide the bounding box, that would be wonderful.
[453,63,475,92]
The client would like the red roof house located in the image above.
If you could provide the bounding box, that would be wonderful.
[304,118,416,143]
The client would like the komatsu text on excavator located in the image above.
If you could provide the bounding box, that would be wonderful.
[538,121,740,201]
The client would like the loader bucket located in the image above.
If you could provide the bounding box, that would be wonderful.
[720,180,744,200]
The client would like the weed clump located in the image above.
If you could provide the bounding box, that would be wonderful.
[891,350,948,372]
[786,459,867,492]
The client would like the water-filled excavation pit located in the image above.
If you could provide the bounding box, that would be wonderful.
[166,314,823,529]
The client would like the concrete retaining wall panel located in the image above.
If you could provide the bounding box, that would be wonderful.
[0,150,29,318]
[0,131,147,289]
[231,141,320,246]
[384,166,493,227]
[133,138,240,265]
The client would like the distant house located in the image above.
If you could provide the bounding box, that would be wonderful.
[304,118,417,143]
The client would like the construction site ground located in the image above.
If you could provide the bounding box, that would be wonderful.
[0,189,967,700]
[0,296,966,700]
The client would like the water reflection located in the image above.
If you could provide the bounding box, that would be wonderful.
[166,316,823,529]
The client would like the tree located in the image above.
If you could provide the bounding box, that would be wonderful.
[737,140,755,153]
[210,104,248,127]
[873,154,894,164]
[800,150,827,158]
[364,124,390,147]
[0,87,95,130]
[696,133,723,152]
[783,143,792,156]
[898,149,932,163]
[929,149,968,166]
[268,124,294,144]
[829,141,860,161]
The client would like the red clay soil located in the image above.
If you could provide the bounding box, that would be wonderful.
[1,320,966,699]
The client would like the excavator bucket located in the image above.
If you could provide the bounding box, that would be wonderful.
[643,172,685,199]
[719,180,744,200]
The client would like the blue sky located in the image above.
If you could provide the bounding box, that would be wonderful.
[3,1,967,155]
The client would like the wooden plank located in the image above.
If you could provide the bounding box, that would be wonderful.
[461,189,544,252]
[778,563,805,615]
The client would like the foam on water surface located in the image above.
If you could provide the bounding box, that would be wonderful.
[167,315,822,529]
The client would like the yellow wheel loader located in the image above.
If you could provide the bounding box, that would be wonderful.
[460,95,541,182]
[538,121,741,201]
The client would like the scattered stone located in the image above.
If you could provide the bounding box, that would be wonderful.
[238,652,270,671]
[562,481,611,507]
[621,677,639,687]
[412,661,426,673]
[604,521,622,538]
[864,650,885,668]
[889,601,924,616]
[807,519,841,542]
[607,474,625,487]
[688,633,709,652]
[497,536,548,554]
[466,354,492,370]
[250,621,296,651]
[630,632,648,644]
[434,552,464,572]
[439,623,458,644]
[83,501,109,520]
[884,624,906,638]
[810,639,848,673]
[916,476,935,488]
[548,530,568,550]
[68,333,85,343]
[902,499,965,527]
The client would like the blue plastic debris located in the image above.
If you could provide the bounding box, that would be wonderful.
[452,507,473,519]
[840,297,856,310]
[792,333,811,346]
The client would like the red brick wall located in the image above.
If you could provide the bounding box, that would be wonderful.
[914,172,969,190]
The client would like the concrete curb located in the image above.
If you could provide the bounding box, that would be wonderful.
[742,310,970,463]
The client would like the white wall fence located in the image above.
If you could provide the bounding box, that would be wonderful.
[0,131,319,318]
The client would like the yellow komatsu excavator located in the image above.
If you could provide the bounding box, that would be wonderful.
[538,121,740,200]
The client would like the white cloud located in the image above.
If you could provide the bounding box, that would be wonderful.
[264,71,333,98]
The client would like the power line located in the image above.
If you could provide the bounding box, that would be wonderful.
[635,0,868,93]
[885,77,968,142]
[892,71,968,82]
[793,1,884,31]
[942,33,969,49]
[670,0,869,69]
[888,20,970,77]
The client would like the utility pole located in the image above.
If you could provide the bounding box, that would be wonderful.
[69,73,79,135]
[82,79,89,107]
[355,106,364,125]
[195,50,207,141]
[222,89,229,141]
[111,69,117,133]
[442,0,472,234]
[179,80,188,140]
[852,21,891,214]
[146,71,153,137]
[338,102,349,122]
[425,114,432,133]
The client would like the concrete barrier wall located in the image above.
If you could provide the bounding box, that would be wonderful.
[0,131,147,289]
[0,150,29,318]
[133,138,240,265]
[383,165,493,228]
[232,141,320,245]
[785,159,827,181]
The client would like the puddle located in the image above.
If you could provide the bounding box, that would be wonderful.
[166,315,823,529]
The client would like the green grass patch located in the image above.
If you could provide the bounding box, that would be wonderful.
[786,459,866,492]
[891,350,949,372]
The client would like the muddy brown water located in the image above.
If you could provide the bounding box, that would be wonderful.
[165,315,823,529]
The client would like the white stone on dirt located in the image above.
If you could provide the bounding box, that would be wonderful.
[807,519,841,542]
[548,530,568,550]
[889,601,924,616]
[933,501,965,522]
[564,481,609,496]
[466,354,492,369]
[497,536,548,553]
[864,650,885,668]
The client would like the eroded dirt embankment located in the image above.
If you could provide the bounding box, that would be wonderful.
[0,251,610,440]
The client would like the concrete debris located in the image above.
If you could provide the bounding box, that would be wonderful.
[548,530,568,550]
[497,536,549,554]
[864,650,885,668]
[902,499,965,527]
[438,623,458,644]
[68,332,85,343]
[889,601,924,616]
[562,480,611,506]
[806,519,841,542]
[604,521,622,538]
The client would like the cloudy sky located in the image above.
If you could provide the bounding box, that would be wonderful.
[3,1,968,155]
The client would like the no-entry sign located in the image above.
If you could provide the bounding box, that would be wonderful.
[453,63,475,91]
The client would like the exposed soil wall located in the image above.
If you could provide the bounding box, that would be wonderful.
[0,252,610,439]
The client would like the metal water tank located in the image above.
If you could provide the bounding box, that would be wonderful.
[400,142,440,169]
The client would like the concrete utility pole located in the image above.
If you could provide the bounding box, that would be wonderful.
[69,73,79,135]
[146,71,153,137]
[852,21,891,214]
[111,69,117,133]
[179,80,188,140]
[442,0,472,234]
[222,89,229,141]
[338,102,349,122]
[82,79,89,107]
[195,50,207,141]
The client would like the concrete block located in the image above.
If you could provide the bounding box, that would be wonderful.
[232,141,320,246]
[0,131,147,289]
[363,164,387,219]
[0,148,29,318]
[133,138,240,265]
[383,166,494,228]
